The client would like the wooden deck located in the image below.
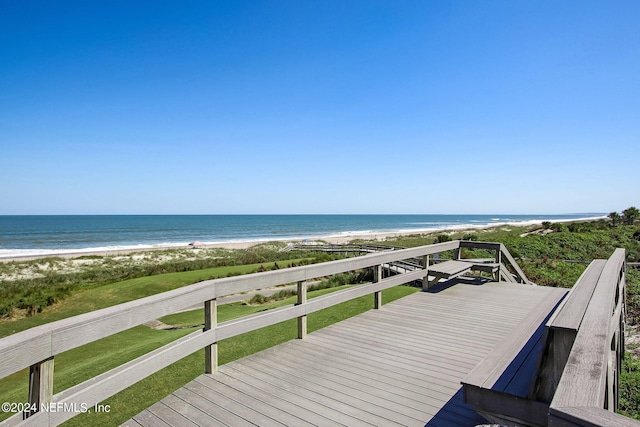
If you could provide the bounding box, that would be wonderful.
[125,280,567,427]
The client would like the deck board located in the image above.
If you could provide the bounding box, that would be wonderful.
[124,281,564,427]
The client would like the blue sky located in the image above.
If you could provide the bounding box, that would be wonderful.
[1,1,638,214]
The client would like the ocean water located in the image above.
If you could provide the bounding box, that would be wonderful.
[0,214,604,258]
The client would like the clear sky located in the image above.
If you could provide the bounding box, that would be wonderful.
[1,1,638,215]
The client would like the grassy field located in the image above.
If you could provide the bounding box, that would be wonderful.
[0,244,337,319]
[0,282,417,426]
[0,259,310,337]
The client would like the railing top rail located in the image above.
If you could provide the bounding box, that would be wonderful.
[546,259,607,332]
[550,248,627,417]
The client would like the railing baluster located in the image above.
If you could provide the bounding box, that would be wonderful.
[422,255,430,290]
[25,357,54,419]
[297,281,307,338]
[204,299,218,374]
[374,265,383,309]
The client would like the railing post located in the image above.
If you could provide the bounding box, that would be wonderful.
[495,247,502,281]
[374,265,383,309]
[297,281,307,338]
[204,299,218,374]
[25,357,54,419]
[422,255,430,290]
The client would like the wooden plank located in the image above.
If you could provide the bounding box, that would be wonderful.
[427,260,473,276]
[26,357,54,418]
[534,261,608,403]
[48,328,217,426]
[466,262,500,274]
[373,264,382,309]
[317,327,477,371]
[500,327,545,397]
[459,241,501,251]
[499,265,517,283]
[280,339,464,396]
[199,373,344,427]
[252,343,478,421]
[269,343,458,403]
[549,405,640,427]
[204,298,217,374]
[379,298,533,329]
[172,387,256,426]
[464,386,550,427]
[0,412,24,427]
[192,375,311,427]
[221,364,374,427]
[0,327,54,381]
[296,280,307,339]
[548,260,606,331]
[499,243,530,284]
[312,329,472,376]
[143,402,199,427]
[327,321,482,365]
[539,328,578,403]
[462,287,567,389]
[238,356,423,425]
[550,249,625,410]
[127,409,171,427]
[161,394,222,426]
[382,302,531,329]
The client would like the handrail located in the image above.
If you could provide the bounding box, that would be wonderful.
[548,248,638,426]
[0,241,460,426]
[294,240,531,284]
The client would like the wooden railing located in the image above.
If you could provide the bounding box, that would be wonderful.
[293,240,531,284]
[0,240,530,426]
[547,248,638,426]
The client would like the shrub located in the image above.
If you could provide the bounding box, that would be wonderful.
[434,234,452,243]
[620,352,640,419]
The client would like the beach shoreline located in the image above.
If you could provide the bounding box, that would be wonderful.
[0,216,607,263]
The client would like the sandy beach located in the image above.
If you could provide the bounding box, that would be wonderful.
[0,215,606,265]
[0,230,423,263]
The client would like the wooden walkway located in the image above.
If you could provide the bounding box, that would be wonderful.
[125,280,567,427]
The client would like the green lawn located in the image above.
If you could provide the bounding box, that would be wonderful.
[0,279,418,426]
[0,259,306,338]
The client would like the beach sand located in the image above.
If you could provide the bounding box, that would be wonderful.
[1,216,605,264]
[0,230,423,263]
